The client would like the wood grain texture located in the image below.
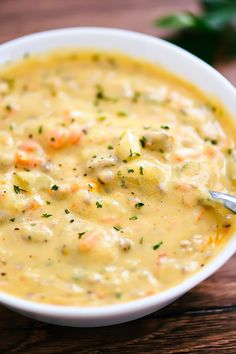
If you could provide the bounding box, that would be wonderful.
[0,1,235,353]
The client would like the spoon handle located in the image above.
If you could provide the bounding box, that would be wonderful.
[209,190,236,214]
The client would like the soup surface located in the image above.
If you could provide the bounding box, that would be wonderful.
[0,51,235,306]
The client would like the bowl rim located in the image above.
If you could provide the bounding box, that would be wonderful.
[0,27,235,320]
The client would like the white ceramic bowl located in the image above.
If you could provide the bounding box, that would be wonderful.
[0,27,236,327]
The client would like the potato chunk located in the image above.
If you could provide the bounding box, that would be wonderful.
[143,131,173,152]
[115,129,141,161]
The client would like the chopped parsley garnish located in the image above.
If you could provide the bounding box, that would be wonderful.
[117,111,127,117]
[120,178,126,188]
[210,139,218,145]
[38,126,43,134]
[153,241,163,250]
[97,115,106,122]
[115,292,122,299]
[50,137,55,142]
[227,149,232,155]
[108,145,114,150]
[5,104,12,112]
[96,85,105,100]
[113,226,122,231]
[139,166,144,175]
[51,184,59,191]
[10,218,15,222]
[96,201,103,208]
[205,138,218,145]
[46,201,51,205]
[135,202,144,209]
[129,149,133,157]
[13,185,26,194]
[65,209,70,214]
[78,232,86,239]
[128,169,134,173]
[132,91,141,102]
[160,125,170,130]
[42,213,52,218]
[139,237,143,244]
[129,215,138,220]
[139,136,147,148]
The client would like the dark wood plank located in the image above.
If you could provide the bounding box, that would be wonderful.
[0,309,235,353]
[0,1,235,353]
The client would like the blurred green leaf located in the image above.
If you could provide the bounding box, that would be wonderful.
[154,0,236,65]
[154,13,198,30]
[203,6,236,29]
[167,31,221,64]
[202,0,236,12]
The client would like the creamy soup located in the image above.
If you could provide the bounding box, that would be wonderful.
[0,51,235,306]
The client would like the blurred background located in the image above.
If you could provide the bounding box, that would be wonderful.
[0,0,235,84]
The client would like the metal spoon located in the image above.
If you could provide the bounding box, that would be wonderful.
[209,191,236,214]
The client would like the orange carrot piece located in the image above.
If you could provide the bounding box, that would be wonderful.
[47,128,69,149]
[78,231,100,252]
[69,129,82,145]
[15,151,44,168]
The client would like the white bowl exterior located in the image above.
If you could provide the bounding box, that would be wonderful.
[0,28,235,327]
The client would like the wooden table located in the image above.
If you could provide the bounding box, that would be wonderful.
[0,1,235,353]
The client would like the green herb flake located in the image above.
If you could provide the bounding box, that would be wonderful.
[160,125,170,130]
[38,126,43,134]
[46,201,51,205]
[5,104,12,112]
[97,115,106,122]
[65,209,70,214]
[78,232,86,239]
[153,241,163,250]
[96,201,103,208]
[129,215,138,220]
[139,237,143,244]
[135,202,144,209]
[128,169,134,173]
[113,225,122,231]
[139,166,144,175]
[42,213,52,218]
[107,145,114,150]
[10,218,15,222]
[117,111,127,117]
[120,178,126,188]
[115,292,122,299]
[51,184,59,191]
[211,139,218,145]
[13,185,26,194]
[96,85,105,100]
[139,136,147,148]
[132,91,141,103]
